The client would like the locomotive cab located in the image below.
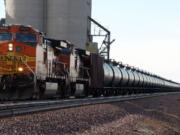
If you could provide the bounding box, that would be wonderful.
[0,25,41,99]
[0,25,40,74]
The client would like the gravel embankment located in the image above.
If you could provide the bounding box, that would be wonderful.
[0,93,180,135]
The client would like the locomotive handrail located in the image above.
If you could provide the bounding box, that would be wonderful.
[23,61,37,94]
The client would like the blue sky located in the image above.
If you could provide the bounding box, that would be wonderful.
[0,0,5,18]
[0,0,180,82]
[92,0,180,82]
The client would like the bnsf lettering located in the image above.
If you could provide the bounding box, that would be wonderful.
[0,55,27,62]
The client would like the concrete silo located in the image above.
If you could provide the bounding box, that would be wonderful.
[5,0,45,32]
[46,0,92,49]
[4,0,92,49]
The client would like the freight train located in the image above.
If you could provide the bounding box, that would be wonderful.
[0,25,180,100]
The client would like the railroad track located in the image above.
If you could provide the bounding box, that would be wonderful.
[0,92,179,118]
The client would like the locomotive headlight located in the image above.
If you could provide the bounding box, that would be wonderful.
[8,43,13,51]
[18,67,24,72]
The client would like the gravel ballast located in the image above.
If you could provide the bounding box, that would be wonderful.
[0,93,180,135]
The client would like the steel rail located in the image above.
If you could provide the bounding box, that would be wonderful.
[0,92,179,118]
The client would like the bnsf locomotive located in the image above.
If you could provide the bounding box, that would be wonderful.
[0,25,180,100]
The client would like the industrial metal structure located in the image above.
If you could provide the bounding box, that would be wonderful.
[88,17,115,60]
[4,0,92,49]
[0,19,5,26]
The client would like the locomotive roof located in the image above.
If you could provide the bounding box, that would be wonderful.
[44,38,74,48]
[0,24,40,34]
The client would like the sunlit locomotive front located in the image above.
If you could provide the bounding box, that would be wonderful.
[0,25,40,99]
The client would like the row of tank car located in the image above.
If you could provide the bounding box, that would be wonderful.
[100,60,180,95]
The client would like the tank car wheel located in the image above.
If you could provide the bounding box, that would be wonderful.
[131,89,135,95]
[128,91,133,95]
[114,89,119,96]
[103,89,110,97]
[122,89,128,95]
[133,88,138,94]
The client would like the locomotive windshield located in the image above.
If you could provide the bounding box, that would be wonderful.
[16,33,37,43]
[0,33,12,41]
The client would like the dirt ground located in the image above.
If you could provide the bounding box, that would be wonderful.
[0,93,180,135]
[75,93,180,135]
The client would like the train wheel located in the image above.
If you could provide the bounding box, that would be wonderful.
[114,89,119,96]
[84,83,89,97]
[64,84,71,98]
[1,76,13,91]
[0,76,13,100]
[92,89,100,97]
[38,82,46,99]
[1,77,7,91]
[59,80,70,99]
[0,82,3,91]
[64,76,71,98]
[59,83,66,98]
[103,89,109,97]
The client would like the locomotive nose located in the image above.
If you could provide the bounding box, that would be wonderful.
[0,41,28,75]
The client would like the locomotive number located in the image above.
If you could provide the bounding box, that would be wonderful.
[0,55,27,63]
